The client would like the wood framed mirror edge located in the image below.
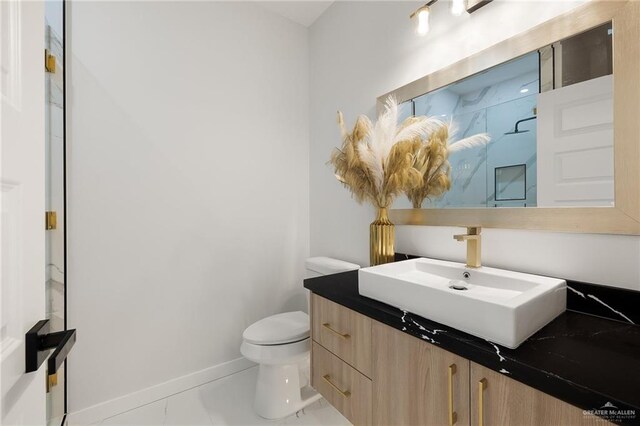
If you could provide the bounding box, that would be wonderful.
[380,0,640,235]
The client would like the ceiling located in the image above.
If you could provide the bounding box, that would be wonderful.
[258,1,335,27]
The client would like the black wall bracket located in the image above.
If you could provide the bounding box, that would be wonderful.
[25,319,76,374]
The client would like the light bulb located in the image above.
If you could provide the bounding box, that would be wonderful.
[416,6,430,36]
[451,0,465,16]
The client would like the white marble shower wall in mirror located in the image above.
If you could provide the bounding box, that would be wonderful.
[393,22,613,210]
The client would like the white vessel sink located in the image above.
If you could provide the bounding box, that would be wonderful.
[358,258,566,349]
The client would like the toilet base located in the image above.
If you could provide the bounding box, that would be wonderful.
[253,357,322,419]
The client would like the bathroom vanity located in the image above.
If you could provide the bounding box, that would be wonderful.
[305,268,640,425]
[304,3,640,423]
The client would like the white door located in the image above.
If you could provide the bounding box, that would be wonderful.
[537,75,614,207]
[1,0,47,424]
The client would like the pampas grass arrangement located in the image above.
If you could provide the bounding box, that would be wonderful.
[330,96,489,265]
[331,96,489,209]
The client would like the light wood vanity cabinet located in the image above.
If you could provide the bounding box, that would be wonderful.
[470,363,612,426]
[310,295,373,425]
[310,294,606,426]
[311,294,372,377]
[372,322,470,426]
[312,342,372,425]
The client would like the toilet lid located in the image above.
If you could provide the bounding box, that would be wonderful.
[243,311,310,345]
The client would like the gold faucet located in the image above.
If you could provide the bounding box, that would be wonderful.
[453,227,482,268]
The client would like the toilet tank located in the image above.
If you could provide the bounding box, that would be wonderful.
[305,257,360,279]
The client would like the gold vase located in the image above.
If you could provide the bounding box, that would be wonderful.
[370,207,395,266]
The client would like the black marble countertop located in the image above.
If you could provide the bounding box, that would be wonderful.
[304,269,640,425]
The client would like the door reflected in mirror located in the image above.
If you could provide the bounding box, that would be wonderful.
[392,22,613,209]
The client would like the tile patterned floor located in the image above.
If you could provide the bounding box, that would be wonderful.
[96,367,351,426]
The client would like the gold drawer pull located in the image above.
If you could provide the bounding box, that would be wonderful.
[478,378,488,426]
[448,364,457,425]
[322,323,350,339]
[323,374,351,398]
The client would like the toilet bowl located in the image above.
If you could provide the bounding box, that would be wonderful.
[241,311,318,419]
[241,257,359,420]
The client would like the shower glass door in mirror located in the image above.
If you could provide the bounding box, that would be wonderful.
[45,0,66,424]
[393,22,613,209]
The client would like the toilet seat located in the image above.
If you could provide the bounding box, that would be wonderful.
[243,311,310,345]
[241,338,310,365]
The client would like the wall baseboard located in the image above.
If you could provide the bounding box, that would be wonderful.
[67,357,255,425]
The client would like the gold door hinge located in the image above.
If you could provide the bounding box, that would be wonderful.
[45,211,57,230]
[46,372,58,393]
[45,49,56,73]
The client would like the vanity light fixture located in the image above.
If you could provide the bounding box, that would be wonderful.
[410,3,433,36]
[451,0,465,16]
[411,0,493,36]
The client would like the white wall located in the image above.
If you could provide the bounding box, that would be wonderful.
[309,0,640,290]
[67,1,309,415]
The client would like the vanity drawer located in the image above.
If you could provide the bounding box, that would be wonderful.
[312,341,372,426]
[311,294,372,377]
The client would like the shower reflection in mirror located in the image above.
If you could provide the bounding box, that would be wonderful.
[393,22,614,209]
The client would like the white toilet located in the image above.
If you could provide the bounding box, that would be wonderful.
[240,257,360,420]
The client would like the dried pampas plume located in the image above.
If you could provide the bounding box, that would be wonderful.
[406,126,451,209]
[407,123,491,208]
[331,112,376,205]
[330,96,490,209]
